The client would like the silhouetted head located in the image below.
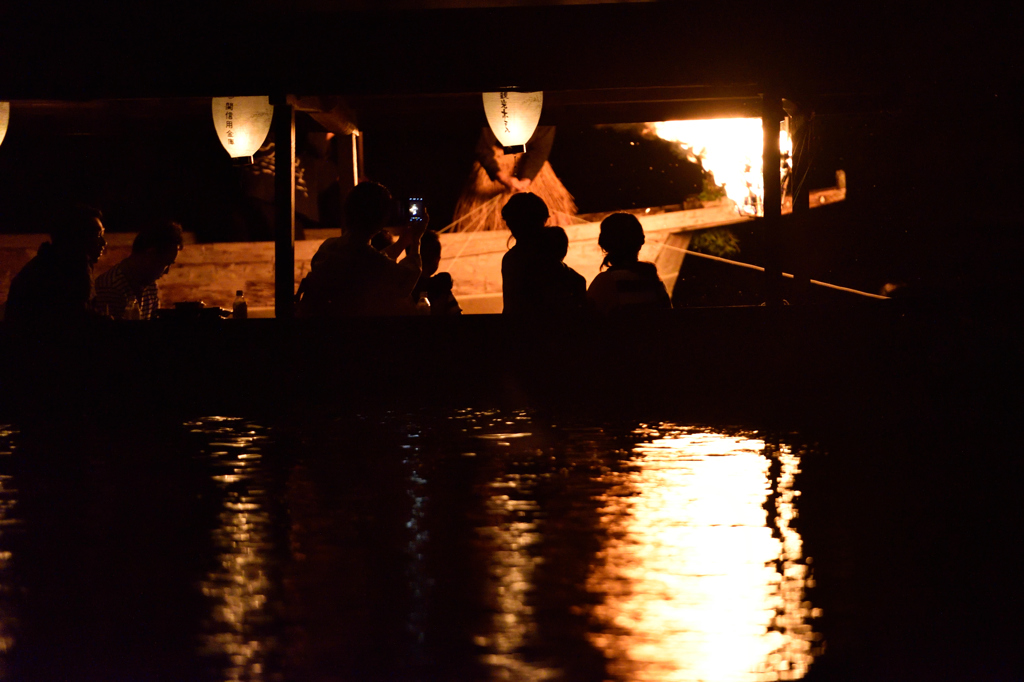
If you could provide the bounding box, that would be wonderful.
[131,219,184,285]
[345,181,392,238]
[50,203,106,264]
[542,226,569,262]
[598,213,645,269]
[420,230,442,278]
[501,192,549,242]
[369,231,394,252]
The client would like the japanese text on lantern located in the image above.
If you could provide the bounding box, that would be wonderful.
[225,101,234,145]
[500,92,510,133]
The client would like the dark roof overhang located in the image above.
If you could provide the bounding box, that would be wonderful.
[1,3,898,110]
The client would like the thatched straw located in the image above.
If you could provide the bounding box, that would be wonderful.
[450,154,578,232]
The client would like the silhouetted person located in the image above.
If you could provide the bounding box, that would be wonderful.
[501,192,553,316]
[5,204,106,323]
[370,230,395,252]
[501,194,585,317]
[587,213,671,314]
[93,220,183,320]
[451,126,577,232]
[541,225,587,314]
[412,230,462,315]
[297,181,425,317]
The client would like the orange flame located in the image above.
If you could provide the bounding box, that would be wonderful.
[648,118,792,217]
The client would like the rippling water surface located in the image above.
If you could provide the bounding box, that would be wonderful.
[0,425,19,679]
[190,417,279,681]
[0,413,821,681]
[0,408,1013,681]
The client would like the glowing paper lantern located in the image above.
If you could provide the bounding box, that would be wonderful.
[0,102,9,148]
[482,90,542,154]
[211,96,274,162]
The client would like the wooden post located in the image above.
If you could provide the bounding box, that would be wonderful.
[273,97,295,320]
[762,89,784,307]
[356,130,365,183]
[350,130,360,187]
[790,102,813,302]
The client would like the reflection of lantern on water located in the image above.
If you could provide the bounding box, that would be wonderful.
[587,428,821,682]
[0,425,19,659]
[190,416,276,681]
[482,90,543,154]
[456,409,548,678]
[481,484,541,665]
[211,96,274,163]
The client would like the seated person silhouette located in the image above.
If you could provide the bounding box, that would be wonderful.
[586,213,671,314]
[412,230,462,316]
[541,225,586,314]
[5,203,107,323]
[297,181,425,317]
[500,192,570,316]
[93,219,183,320]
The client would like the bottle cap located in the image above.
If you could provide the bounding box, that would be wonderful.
[236,290,243,296]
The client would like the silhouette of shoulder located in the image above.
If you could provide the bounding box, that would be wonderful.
[5,242,94,322]
[587,261,671,314]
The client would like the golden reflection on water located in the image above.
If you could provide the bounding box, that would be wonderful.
[0,426,18,667]
[456,409,553,680]
[479,484,545,677]
[588,426,820,682]
[189,417,274,682]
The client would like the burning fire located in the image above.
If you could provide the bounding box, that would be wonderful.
[648,118,792,217]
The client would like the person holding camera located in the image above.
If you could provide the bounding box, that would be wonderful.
[297,181,425,317]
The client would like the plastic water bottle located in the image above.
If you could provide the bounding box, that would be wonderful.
[232,290,248,319]
[125,298,141,321]
[416,292,430,315]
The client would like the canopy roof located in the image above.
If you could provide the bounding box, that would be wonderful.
[1,3,897,111]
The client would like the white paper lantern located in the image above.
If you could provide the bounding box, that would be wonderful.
[0,102,10,148]
[212,96,274,162]
[482,90,542,154]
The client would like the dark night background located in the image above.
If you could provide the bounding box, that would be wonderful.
[0,2,1020,301]
[0,4,1021,681]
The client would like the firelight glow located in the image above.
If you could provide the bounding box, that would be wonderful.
[586,427,820,681]
[0,102,10,148]
[648,118,792,217]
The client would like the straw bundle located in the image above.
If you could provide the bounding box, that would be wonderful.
[451,153,577,232]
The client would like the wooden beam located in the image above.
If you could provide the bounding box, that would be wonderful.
[274,98,296,320]
[788,100,813,302]
[762,88,784,308]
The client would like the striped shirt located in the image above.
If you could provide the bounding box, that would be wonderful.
[93,260,159,320]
